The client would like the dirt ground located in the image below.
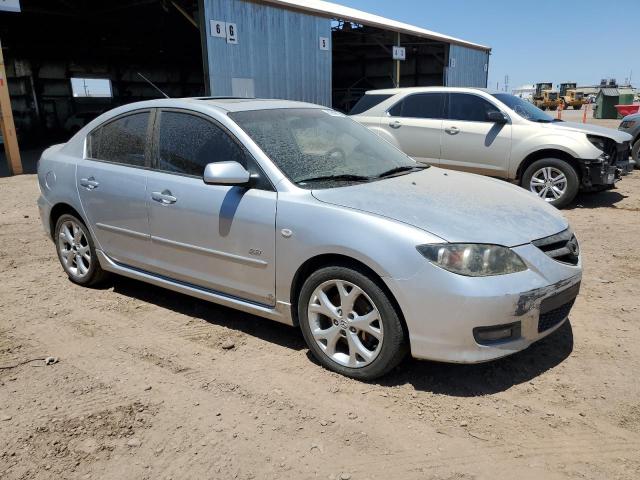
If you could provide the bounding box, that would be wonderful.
[1,169,639,480]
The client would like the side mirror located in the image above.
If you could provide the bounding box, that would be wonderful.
[203,161,250,185]
[486,111,508,123]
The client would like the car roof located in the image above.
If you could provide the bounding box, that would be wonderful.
[364,86,500,95]
[180,97,324,112]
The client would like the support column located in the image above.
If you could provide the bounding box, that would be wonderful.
[0,39,22,175]
[395,32,401,88]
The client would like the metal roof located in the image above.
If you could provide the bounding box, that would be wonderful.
[599,88,619,96]
[261,0,491,51]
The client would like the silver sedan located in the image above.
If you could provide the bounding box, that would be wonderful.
[37,98,582,379]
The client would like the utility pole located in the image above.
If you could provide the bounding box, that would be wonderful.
[0,39,22,175]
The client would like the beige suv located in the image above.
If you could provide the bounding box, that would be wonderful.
[351,87,633,208]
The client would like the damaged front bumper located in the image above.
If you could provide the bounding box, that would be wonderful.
[579,159,621,188]
[580,141,633,187]
[385,243,582,363]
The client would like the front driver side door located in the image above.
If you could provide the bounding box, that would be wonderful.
[440,93,512,177]
[145,109,277,306]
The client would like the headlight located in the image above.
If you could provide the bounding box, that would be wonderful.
[416,244,527,277]
[586,135,609,152]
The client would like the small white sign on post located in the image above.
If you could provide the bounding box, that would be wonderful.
[392,46,406,61]
[210,20,226,38]
[319,36,329,51]
[226,23,238,44]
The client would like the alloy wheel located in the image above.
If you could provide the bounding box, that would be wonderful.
[57,220,91,279]
[307,280,383,368]
[529,166,568,202]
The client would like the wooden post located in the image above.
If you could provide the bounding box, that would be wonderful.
[0,39,22,175]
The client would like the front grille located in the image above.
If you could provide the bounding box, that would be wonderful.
[538,300,574,333]
[532,229,580,265]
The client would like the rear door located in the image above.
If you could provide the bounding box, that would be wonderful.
[440,93,512,177]
[378,92,446,165]
[77,110,153,270]
[144,109,277,305]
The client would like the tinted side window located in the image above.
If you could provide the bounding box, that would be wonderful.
[89,112,149,167]
[388,100,403,117]
[349,94,392,115]
[387,93,446,119]
[157,112,246,177]
[448,93,500,122]
[401,93,445,119]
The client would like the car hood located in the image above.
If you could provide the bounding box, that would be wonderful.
[545,121,632,143]
[621,113,640,122]
[311,168,569,247]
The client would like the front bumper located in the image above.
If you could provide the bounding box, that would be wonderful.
[384,243,582,363]
[580,141,633,185]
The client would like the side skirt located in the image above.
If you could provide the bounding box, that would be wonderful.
[95,250,294,326]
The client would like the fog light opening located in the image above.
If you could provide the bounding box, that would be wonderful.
[473,321,521,346]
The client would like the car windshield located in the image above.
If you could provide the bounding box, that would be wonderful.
[492,93,555,123]
[229,108,421,188]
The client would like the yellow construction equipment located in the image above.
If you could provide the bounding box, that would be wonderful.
[559,82,586,110]
[532,82,561,111]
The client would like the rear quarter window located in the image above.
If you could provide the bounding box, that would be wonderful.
[349,94,392,115]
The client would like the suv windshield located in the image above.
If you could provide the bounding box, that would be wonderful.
[230,108,420,188]
[492,93,555,123]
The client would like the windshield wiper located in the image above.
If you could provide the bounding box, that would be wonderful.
[296,174,372,184]
[377,165,428,178]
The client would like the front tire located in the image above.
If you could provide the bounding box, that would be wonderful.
[298,266,406,380]
[54,213,107,287]
[522,158,580,209]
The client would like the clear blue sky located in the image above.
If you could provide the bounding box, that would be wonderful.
[336,0,638,90]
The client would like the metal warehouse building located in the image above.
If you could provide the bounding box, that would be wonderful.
[202,0,491,110]
[0,0,489,172]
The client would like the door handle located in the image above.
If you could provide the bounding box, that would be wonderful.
[445,126,460,135]
[389,120,402,129]
[80,177,99,190]
[151,190,177,205]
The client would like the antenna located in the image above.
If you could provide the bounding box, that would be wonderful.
[137,72,169,98]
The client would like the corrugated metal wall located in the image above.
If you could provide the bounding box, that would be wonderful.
[445,45,489,88]
[202,0,332,105]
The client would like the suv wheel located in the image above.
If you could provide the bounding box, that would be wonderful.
[298,266,406,380]
[522,158,579,209]
[55,213,108,287]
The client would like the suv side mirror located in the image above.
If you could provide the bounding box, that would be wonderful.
[487,111,508,123]
[203,161,250,185]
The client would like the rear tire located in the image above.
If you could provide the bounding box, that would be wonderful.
[298,266,406,380]
[521,158,580,209]
[573,105,582,110]
[54,213,108,287]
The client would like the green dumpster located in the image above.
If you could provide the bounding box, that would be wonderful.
[594,88,619,119]
[614,88,636,118]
